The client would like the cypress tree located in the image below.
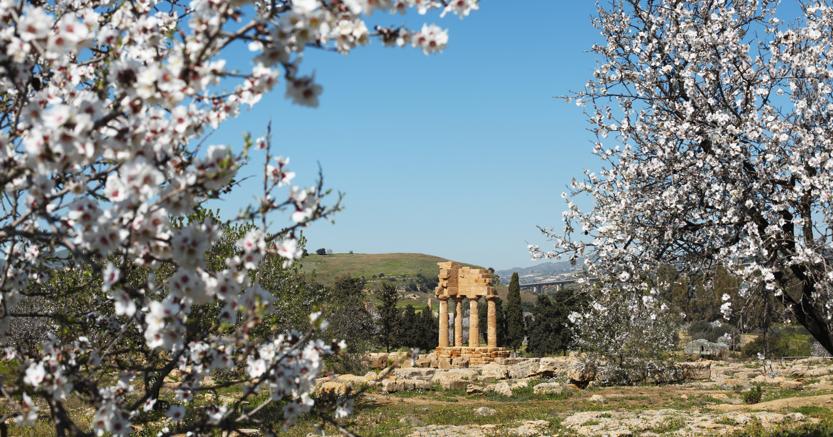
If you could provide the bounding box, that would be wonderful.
[505,272,525,350]
[418,307,437,350]
[495,298,507,346]
[375,283,400,352]
[527,294,570,356]
[400,305,418,348]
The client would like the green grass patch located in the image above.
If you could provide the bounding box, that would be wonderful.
[649,417,685,433]
[794,405,832,417]
[300,253,468,285]
[733,417,833,437]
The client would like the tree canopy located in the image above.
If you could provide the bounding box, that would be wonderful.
[535,0,833,360]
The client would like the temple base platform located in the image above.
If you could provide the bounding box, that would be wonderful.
[430,346,511,368]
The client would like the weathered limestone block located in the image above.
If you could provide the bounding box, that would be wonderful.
[508,378,531,390]
[489,381,513,397]
[382,378,432,393]
[536,357,570,378]
[364,353,389,369]
[315,374,368,397]
[568,360,597,387]
[508,359,541,379]
[315,380,353,397]
[393,367,436,381]
[479,362,510,380]
[336,374,369,386]
[381,379,403,393]
[431,368,479,390]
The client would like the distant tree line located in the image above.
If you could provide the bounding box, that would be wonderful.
[320,271,591,358]
[501,272,587,356]
[375,283,437,351]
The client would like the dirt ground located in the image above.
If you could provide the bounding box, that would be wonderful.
[294,358,833,436]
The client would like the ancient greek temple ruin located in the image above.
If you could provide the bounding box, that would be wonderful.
[434,262,509,366]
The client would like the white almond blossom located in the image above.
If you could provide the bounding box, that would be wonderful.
[535,0,833,364]
[0,0,473,433]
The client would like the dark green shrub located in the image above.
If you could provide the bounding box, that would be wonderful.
[742,325,813,358]
[743,385,763,404]
[688,320,734,343]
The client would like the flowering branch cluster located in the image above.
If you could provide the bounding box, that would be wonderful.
[534,0,833,360]
[0,0,475,434]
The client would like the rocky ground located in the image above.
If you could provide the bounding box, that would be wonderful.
[295,356,833,436]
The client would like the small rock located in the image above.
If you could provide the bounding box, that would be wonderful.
[508,420,550,436]
[466,384,485,395]
[533,382,563,395]
[480,362,510,380]
[382,379,403,393]
[589,394,606,403]
[474,407,496,417]
[508,359,541,379]
[393,368,436,381]
[490,381,513,397]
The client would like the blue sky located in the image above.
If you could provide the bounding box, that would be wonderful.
[209,2,608,269]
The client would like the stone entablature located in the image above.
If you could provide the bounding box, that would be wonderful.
[434,262,508,366]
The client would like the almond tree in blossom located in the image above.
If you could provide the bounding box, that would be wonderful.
[534,0,833,365]
[0,0,477,434]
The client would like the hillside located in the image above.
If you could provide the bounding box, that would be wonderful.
[496,260,580,284]
[299,252,539,306]
[299,252,474,285]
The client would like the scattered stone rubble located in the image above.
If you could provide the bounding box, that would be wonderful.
[328,355,833,399]
[311,356,833,436]
[561,409,812,436]
[407,420,551,437]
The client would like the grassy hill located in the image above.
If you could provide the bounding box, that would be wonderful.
[299,252,538,306]
[300,252,462,285]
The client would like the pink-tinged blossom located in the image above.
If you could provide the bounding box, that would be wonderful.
[0,0,473,431]
[23,362,45,387]
[15,393,38,425]
[276,238,303,264]
[17,6,51,42]
[286,76,323,107]
[534,0,833,368]
[441,0,479,18]
[412,24,448,54]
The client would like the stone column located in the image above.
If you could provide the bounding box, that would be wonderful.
[454,297,464,346]
[469,297,480,347]
[438,297,449,348]
[487,296,497,348]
